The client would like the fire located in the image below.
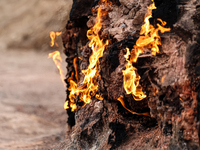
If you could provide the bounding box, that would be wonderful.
[121,0,170,97]
[117,96,150,116]
[122,48,147,100]
[64,71,77,111]
[73,57,79,83]
[48,51,65,87]
[135,0,170,56]
[154,89,159,95]
[96,94,103,100]
[64,57,79,111]
[179,98,185,107]
[65,0,111,111]
[49,31,65,87]
[118,0,170,113]
[161,75,166,83]
[50,31,62,47]
[66,0,171,115]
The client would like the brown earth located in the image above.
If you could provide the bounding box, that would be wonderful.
[0,0,72,149]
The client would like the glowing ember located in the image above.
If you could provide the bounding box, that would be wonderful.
[117,96,150,116]
[161,75,166,83]
[65,0,111,111]
[179,98,185,107]
[154,89,159,95]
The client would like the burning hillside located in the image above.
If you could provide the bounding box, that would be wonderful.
[57,0,200,149]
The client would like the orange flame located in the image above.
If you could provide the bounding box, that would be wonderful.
[179,98,185,107]
[49,31,65,87]
[96,94,103,100]
[117,96,150,116]
[65,0,111,111]
[48,51,65,87]
[123,48,147,100]
[64,101,69,110]
[122,0,170,102]
[63,57,79,111]
[154,89,159,95]
[64,71,77,111]
[73,57,79,83]
[65,0,171,115]
[161,75,166,83]
[135,0,170,56]
[50,31,62,47]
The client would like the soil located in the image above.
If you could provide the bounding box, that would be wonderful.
[0,0,72,149]
[0,50,68,150]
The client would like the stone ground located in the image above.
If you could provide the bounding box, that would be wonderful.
[0,50,67,150]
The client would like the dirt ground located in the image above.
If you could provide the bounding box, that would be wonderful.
[0,0,72,149]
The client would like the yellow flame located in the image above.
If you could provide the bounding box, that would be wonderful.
[122,0,171,102]
[66,0,171,114]
[49,31,65,87]
[64,71,77,111]
[65,0,111,111]
[135,1,170,56]
[50,31,62,47]
[123,48,147,100]
[96,94,103,100]
[64,101,69,109]
[48,51,65,87]
[64,57,79,111]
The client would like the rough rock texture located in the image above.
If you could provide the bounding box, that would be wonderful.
[60,0,200,149]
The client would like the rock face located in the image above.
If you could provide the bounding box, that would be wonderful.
[61,0,200,149]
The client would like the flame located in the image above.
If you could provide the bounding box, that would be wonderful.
[122,0,170,101]
[65,0,111,111]
[73,57,79,83]
[96,94,103,100]
[64,57,79,111]
[135,0,170,56]
[64,101,69,109]
[49,31,65,87]
[64,71,77,111]
[161,75,166,83]
[50,31,62,47]
[117,95,150,116]
[123,48,147,100]
[65,0,171,115]
[48,51,65,87]
[154,89,159,95]
[179,98,185,107]
[119,0,170,115]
